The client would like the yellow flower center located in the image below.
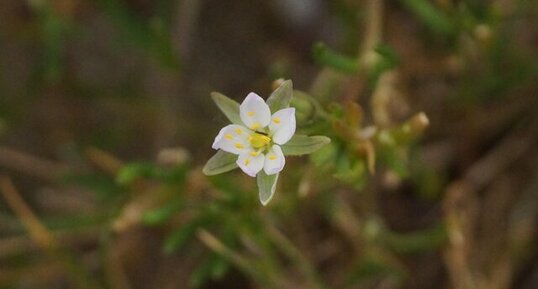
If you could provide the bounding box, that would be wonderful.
[249,133,271,149]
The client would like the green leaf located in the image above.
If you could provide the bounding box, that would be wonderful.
[189,254,229,288]
[257,171,279,206]
[379,147,409,178]
[61,173,124,200]
[312,42,359,74]
[142,198,183,225]
[310,142,339,167]
[290,90,316,122]
[211,92,243,125]
[116,163,154,185]
[368,44,400,82]
[400,0,455,35]
[383,224,447,254]
[189,258,215,288]
[202,150,238,176]
[266,80,293,112]
[163,217,206,254]
[116,162,189,185]
[210,257,230,279]
[345,253,405,286]
[375,44,399,67]
[280,135,331,156]
[334,158,367,189]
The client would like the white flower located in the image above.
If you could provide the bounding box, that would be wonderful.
[211,92,296,177]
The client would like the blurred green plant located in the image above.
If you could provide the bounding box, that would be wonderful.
[2,1,536,288]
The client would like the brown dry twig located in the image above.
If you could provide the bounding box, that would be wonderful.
[0,176,57,250]
[0,146,71,181]
[443,118,538,289]
[0,176,102,289]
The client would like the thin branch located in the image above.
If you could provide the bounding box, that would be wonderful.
[0,176,102,289]
[196,228,279,289]
[265,221,329,289]
[0,146,70,181]
[0,176,57,249]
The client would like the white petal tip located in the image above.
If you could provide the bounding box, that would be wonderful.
[246,92,262,99]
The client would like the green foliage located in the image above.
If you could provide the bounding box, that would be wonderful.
[383,224,447,254]
[210,92,243,125]
[400,0,456,35]
[94,0,181,70]
[345,254,405,287]
[39,6,69,82]
[280,135,331,156]
[367,45,399,82]
[189,254,230,288]
[117,162,188,185]
[310,142,339,167]
[312,42,359,73]
[142,198,183,225]
[203,150,239,176]
[333,154,367,189]
[266,80,293,112]
[61,173,125,201]
[257,171,279,206]
[378,146,410,179]
[4,1,535,288]
[163,217,207,254]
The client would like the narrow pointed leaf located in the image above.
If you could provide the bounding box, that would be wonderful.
[142,198,182,225]
[202,150,238,176]
[400,0,455,35]
[163,217,206,254]
[281,135,331,156]
[266,80,293,112]
[312,42,359,74]
[257,171,279,206]
[211,92,243,125]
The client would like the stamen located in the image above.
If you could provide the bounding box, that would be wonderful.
[250,151,259,157]
[249,133,271,149]
[224,134,233,140]
[235,128,242,135]
[248,111,255,116]
[268,155,277,160]
[273,117,281,124]
[235,143,244,149]
[251,122,261,130]
[244,159,250,166]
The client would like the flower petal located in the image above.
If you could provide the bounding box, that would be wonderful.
[237,151,265,177]
[212,124,252,155]
[263,145,285,175]
[269,107,296,145]
[240,92,271,131]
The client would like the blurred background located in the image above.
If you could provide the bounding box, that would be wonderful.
[0,0,537,288]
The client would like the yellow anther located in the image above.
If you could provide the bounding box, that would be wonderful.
[249,133,271,149]
[273,117,281,124]
[249,151,259,157]
[244,159,250,166]
[268,154,277,160]
[235,128,242,135]
[224,134,233,140]
[235,143,244,149]
[251,122,261,130]
[247,111,255,116]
